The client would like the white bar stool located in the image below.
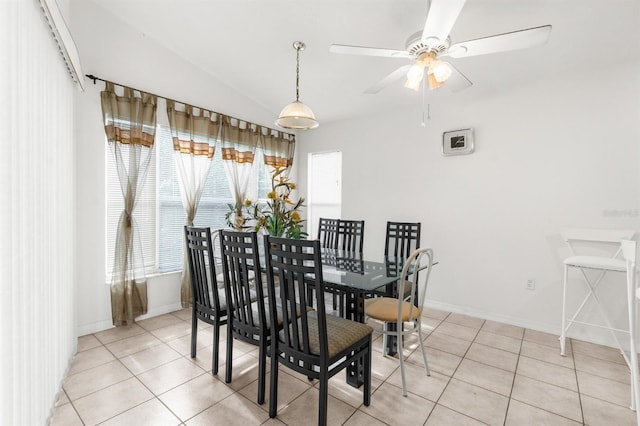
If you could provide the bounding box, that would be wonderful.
[622,239,640,419]
[559,228,635,357]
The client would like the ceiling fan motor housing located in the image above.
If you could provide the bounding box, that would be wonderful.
[406,31,450,58]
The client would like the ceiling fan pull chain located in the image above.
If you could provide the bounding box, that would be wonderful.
[421,78,430,127]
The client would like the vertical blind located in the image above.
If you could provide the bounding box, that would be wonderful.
[1,1,77,424]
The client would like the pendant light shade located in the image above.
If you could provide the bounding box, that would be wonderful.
[276,41,319,130]
[276,101,319,130]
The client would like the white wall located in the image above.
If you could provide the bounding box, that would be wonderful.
[70,0,281,334]
[297,60,640,346]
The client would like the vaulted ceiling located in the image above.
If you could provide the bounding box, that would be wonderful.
[89,0,640,124]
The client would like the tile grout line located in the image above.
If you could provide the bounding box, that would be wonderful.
[571,338,587,425]
[502,328,524,425]
[421,314,496,425]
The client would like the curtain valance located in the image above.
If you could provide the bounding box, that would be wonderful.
[101,82,157,147]
[166,100,219,158]
[262,130,296,170]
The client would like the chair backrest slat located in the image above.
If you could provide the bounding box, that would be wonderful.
[318,218,339,249]
[264,237,328,360]
[337,219,365,252]
[184,226,222,314]
[219,230,265,333]
[385,222,421,259]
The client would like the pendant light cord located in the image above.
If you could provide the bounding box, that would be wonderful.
[295,47,300,102]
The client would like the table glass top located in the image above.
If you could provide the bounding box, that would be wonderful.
[318,249,403,292]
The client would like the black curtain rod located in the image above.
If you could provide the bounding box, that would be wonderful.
[85,74,295,138]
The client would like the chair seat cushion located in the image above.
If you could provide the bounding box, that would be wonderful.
[564,256,626,272]
[313,312,373,358]
[364,297,421,322]
[282,312,372,359]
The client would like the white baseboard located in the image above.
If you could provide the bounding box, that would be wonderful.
[76,302,184,336]
[424,300,624,350]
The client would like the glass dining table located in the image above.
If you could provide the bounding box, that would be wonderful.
[259,245,430,388]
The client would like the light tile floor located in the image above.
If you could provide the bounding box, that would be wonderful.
[50,308,638,425]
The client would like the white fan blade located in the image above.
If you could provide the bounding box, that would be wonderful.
[364,65,412,94]
[422,0,466,45]
[445,63,472,93]
[329,44,409,58]
[448,25,552,58]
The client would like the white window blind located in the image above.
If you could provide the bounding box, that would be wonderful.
[106,123,271,279]
[307,151,342,238]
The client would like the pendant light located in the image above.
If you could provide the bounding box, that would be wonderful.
[276,41,319,130]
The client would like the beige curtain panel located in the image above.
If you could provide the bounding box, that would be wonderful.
[261,130,295,172]
[166,100,221,308]
[220,118,260,228]
[101,82,158,326]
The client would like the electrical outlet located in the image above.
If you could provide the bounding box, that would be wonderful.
[526,279,536,290]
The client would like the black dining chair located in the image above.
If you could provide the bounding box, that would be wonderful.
[336,219,365,252]
[317,217,341,312]
[317,217,339,249]
[333,219,365,315]
[385,221,421,299]
[184,226,228,375]
[218,230,270,404]
[385,221,421,261]
[366,222,421,355]
[366,221,421,298]
[263,236,373,426]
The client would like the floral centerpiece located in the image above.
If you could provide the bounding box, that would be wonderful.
[226,166,308,239]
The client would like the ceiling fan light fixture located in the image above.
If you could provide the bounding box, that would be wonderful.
[276,41,318,130]
[404,78,422,91]
[431,60,453,83]
[427,72,444,90]
[404,63,425,91]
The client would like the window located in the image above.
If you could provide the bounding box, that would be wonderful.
[106,124,270,279]
[307,151,342,238]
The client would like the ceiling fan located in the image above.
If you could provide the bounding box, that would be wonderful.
[330,0,552,94]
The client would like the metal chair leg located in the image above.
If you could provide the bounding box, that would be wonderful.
[560,265,568,356]
[417,319,430,376]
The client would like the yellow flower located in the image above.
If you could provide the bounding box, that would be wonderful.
[244,199,252,207]
[267,191,276,199]
[291,211,301,222]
